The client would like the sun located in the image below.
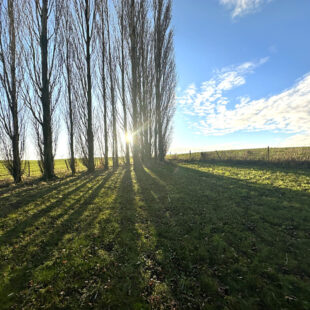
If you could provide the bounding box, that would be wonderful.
[125,132,134,144]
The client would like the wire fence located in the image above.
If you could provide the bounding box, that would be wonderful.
[0,158,112,183]
[168,147,310,164]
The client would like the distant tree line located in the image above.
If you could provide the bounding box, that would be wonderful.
[0,0,176,182]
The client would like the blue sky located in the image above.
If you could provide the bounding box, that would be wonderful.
[170,0,310,153]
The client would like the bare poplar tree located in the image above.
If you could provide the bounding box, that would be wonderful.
[115,0,130,165]
[146,43,155,158]
[73,0,96,172]
[23,0,62,179]
[138,0,154,161]
[161,54,176,156]
[156,1,175,158]
[105,2,119,168]
[124,0,143,166]
[0,0,25,183]
[1,0,176,180]
[61,1,76,175]
[153,0,174,161]
[97,0,109,169]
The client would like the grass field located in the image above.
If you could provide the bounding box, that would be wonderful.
[1,147,309,185]
[167,147,310,164]
[0,159,85,184]
[1,160,309,309]
[0,158,117,185]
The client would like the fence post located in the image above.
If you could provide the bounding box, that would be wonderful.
[189,150,191,160]
[216,151,221,160]
[28,161,30,177]
[267,146,270,161]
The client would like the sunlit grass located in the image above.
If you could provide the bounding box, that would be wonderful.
[1,161,309,309]
[0,158,119,184]
[179,162,310,192]
[168,146,310,162]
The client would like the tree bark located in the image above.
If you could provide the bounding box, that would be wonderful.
[120,0,130,166]
[85,0,95,172]
[66,47,75,175]
[106,3,118,169]
[129,0,139,166]
[153,0,173,162]
[41,0,55,179]
[101,20,109,170]
[8,0,22,183]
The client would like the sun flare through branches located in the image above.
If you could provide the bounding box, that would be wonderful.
[125,132,134,144]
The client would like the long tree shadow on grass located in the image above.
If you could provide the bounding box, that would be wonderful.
[23,167,148,309]
[0,171,92,218]
[172,159,310,177]
[14,169,126,310]
[93,167,149,309]
[134,162,310,310]
[0,170,114,309]
[0,173,101,246]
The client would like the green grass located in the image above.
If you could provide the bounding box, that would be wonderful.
[0,161,310,309]
[167,146,310,163]
[0,158,118,185]
[1,147,309,184]
[0,159,85,183]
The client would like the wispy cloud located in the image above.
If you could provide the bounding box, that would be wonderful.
[179,57,268,117]
[219,0,272,18]
[281,134,310,148]
[178,61,310,139]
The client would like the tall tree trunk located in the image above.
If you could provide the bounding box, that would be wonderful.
[129,0,139,166]
[148,111,153,158]
[141,41,149,161]
[122,57,130,166]
[41,0,55,179]
[103,78,109,170]
[66,47,75,175]
[85,0,95,172]
[154,0,173,162]
[155,79,164,161]
[154,120,158,159]
[106,5,118,169]
[101,30,109,170]
[111,84,118,169]
[103,99,108,169]
[120,0,130,166]
[8,0,21,183]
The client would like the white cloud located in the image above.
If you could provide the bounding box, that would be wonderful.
[178,61,310,140]
[219,0,272,18]
[178,57,268,118]
[280,134,310,148]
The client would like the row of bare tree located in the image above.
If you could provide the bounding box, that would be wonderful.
[0,0,176,183]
